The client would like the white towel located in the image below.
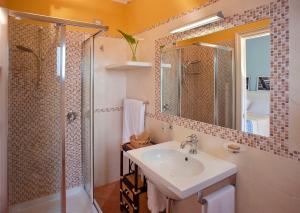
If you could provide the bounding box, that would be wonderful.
[122,99,145,144]
[147,180,166,213]
[202,185,235,213]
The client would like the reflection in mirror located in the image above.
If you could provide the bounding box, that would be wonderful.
[239,30,270,137]
[160,19,270,136]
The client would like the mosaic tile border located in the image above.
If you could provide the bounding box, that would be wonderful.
[153,0,300,161]
[94,106,123,113]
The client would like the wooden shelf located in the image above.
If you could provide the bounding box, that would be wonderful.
[105,61,152,71]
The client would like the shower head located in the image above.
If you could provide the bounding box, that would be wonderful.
[15,45,41,63]
[182,60,201,69]
[16,45,34,53]
[15,45,43,88]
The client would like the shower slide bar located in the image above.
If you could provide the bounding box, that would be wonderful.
[8,10,109,31]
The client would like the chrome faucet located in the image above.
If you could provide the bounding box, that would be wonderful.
[180,134,198,154]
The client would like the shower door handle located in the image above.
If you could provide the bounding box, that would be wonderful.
[67,111,77,124]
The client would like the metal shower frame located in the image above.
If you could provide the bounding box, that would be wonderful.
[8,9,108,213]
[161,43,235,128]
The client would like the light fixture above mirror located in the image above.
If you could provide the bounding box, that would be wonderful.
[170,11,224,34]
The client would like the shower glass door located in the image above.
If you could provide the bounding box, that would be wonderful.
[8,18,64,212]
[81,37,94,200]
[160,44,235,129]
[161,48,181,116]
[215,47,235,129]
[8,12,99,212]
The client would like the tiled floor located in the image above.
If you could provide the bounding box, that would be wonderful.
[94,181,151,213]
[10,187,97,213]
[94,181,122,213]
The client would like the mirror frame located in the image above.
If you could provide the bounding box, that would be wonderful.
[153,0,295,159]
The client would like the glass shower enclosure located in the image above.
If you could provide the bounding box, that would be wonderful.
[7,10,107,213]
[161,43,235,129]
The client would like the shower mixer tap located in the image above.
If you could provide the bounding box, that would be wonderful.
[67,111,77,124]
[162,103,170,112]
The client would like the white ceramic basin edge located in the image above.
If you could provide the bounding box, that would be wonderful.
[127,141,237,200]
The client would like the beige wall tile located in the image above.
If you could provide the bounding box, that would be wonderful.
[146,117,300,213]
[289,0,300,151]
[122,0,300,211]
[90,0,300,212]
[93,36,128,187]
[94,36,127,109]
[94,111,123,187]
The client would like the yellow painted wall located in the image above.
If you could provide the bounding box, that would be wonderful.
[0,0,7,7]
[6,0,126,35]
[177,19,270,46]
[124,0,209,34]
[4,0,209,35]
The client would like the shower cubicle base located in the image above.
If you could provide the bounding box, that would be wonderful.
[9,187,97,213]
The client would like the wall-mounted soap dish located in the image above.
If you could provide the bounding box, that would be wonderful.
[223,142,245,153]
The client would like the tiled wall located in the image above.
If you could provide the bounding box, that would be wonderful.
[288,0,300,150]
[93,36,127,187]
[8,19,86,205]
[124,2,300,210]
[181,45,215,124]
[95,0,300,212]
[161,42,234,127]
[161,50,180,116]
[145,117,300,213]
[215,40,235,128]
[65,30,87,189]
[153,0,300,161]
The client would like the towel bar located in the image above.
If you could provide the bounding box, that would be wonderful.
[142,100,149,128]
[125,98,149,128]
[197,191,207,205]
[197,174,236,205]
[166,175,236,213]
[126,98,149,105]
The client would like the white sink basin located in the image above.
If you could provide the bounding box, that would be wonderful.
[142,149,205,178]
[127,141,237,200]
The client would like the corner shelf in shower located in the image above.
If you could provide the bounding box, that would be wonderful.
[105,61,152,71]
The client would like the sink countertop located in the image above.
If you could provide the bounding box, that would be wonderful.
[127,141,237,200]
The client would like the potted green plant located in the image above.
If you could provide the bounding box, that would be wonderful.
[118,29,139,61]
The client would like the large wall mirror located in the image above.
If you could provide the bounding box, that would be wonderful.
[160,19,270,137]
